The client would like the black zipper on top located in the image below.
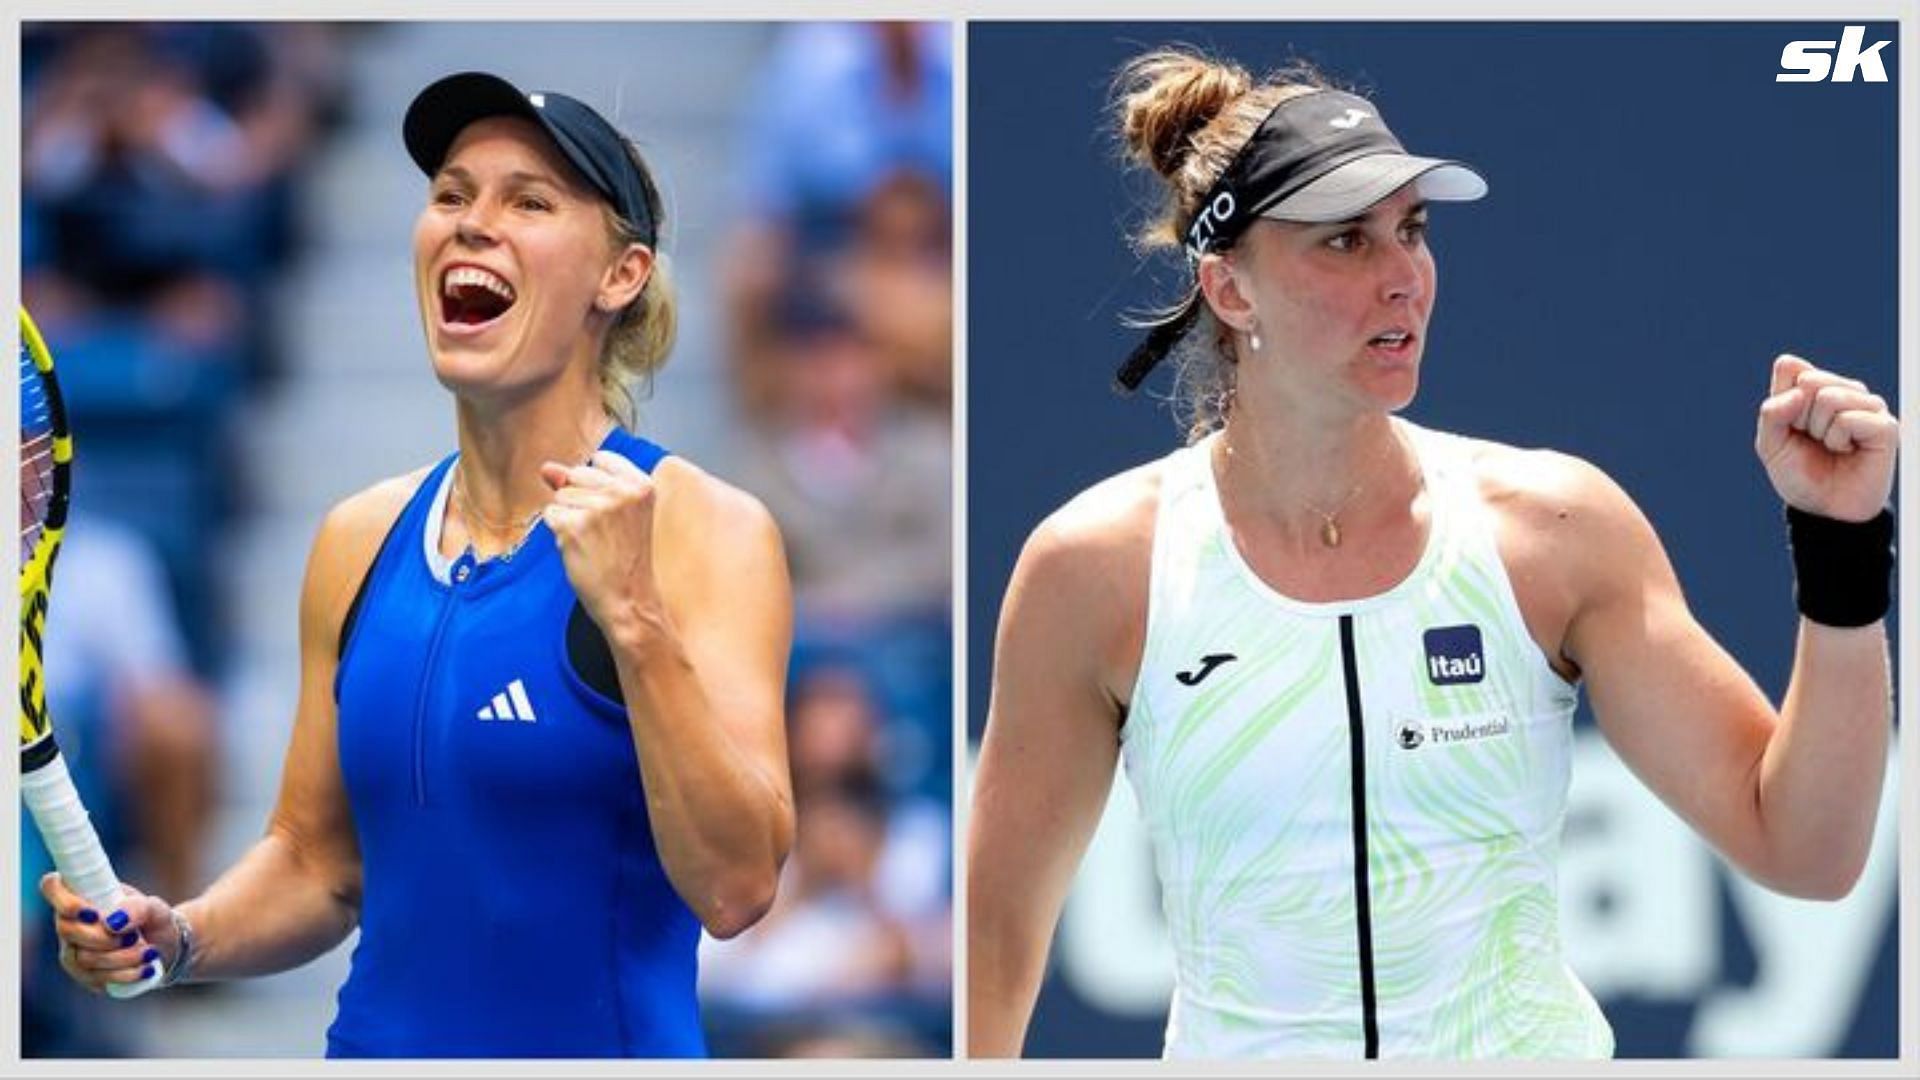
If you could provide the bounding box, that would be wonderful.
[1338,613,1381,1058]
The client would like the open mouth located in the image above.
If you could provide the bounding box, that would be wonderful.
[440,265,516,327]
[1368,329,1414,352]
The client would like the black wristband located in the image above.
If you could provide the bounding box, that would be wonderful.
[1786,505,1895,628]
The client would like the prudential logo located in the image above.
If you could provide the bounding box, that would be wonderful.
[1777,26,1891,83]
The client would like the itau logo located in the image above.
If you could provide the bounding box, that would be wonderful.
[1423,624,1485,686]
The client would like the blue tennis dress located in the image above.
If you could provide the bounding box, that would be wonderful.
[328,429,705,1058]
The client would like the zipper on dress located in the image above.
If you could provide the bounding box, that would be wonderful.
[412,554,471,806]
[1338,613,1381,1058]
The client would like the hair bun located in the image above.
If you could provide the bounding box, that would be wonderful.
[1117,48,1253,178]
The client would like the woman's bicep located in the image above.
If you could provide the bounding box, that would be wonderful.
[265,504,382,902]
[266,651,363,903]
[970,531,1126,941]
[670,484,794,790]
[267,482,415,899]
[1560,473,1777,864]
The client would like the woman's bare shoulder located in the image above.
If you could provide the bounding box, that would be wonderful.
[651,453,781,551]
[1451,433,1644,537]
[300,465,437,642]
[321,467,434,542]
[1024,459,1165,573]
[1001,458,1169,677]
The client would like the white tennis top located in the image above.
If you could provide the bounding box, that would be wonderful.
[1121,419,1613,1059]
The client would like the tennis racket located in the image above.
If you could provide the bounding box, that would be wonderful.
[19,308,163,998]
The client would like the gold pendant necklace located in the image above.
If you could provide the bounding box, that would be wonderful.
[1221,427,1383,549]
[1319,516,1342,548]
[1303,483,1364,548]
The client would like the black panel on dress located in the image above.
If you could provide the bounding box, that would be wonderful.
[337,508,408,664]
[566,601,625,705]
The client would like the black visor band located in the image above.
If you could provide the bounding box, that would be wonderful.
[1115,291,1204,393]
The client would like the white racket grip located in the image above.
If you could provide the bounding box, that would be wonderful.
[22,751,165,998]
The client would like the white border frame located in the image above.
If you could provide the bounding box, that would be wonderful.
[4,4,1912,1076]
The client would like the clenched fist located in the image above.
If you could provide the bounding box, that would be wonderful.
[539,450,666,644]
[1755,354,1897,522]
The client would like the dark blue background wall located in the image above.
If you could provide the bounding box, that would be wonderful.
[968,21,1898,1058]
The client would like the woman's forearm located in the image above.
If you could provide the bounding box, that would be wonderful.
[176,826,360,982]
[611,614,791,938]
[966,897,1051,1057]
[1751,619,1892,898]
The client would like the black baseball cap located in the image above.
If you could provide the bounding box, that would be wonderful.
[403,71,658,246]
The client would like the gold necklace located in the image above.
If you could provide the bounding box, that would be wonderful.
[1222,425,1399,549]
[452,419,612,559]
[452,466,545,557]
[1303,484,1365,548]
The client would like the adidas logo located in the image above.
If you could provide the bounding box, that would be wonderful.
[477,678,538,722]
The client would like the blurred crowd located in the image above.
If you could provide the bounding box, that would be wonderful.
[19,21,352,1057]
[22,23,352,669]
[699,22,954,1058]
[18,20,953,1060]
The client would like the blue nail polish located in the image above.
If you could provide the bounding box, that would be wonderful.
[119,930,138,948]
[140,964,155,980]
[77,909,99,925]
[141,948,159,964]
[105,911,129,932]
